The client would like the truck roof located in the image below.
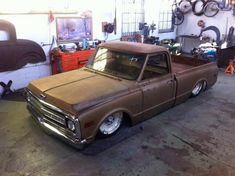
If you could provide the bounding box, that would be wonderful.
[99,41,168,54]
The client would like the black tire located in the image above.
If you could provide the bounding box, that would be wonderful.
[202,80,207,91]
[192,0,206,16]
[172,9,184,25]
[203,1,220,17]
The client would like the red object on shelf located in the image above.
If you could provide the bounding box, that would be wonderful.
[51,49,95,74]
[76,50,95,69]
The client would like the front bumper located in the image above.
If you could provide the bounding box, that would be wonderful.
[27,104,86,149]
[26,90,87,149]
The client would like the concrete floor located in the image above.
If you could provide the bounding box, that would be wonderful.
[0,71,235,176]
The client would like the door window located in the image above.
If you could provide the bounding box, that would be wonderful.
[142,54,169,80]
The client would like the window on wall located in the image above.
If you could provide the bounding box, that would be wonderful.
[0,31,9,41]
[122,0,145,36]
[158,1,174,33]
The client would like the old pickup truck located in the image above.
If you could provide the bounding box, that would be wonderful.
[26,41,218,148]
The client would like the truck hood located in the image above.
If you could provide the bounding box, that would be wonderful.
[28,69,130,114]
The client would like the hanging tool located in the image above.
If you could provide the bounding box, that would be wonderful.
[221,17,229,49]
[227,26,235,47]
[199,26,221,45]
[229,0,235,15]
[114,0,117,35]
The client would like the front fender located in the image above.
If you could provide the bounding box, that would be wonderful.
[77,89,142,141]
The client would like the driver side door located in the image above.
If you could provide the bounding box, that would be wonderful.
[140,53,176,118]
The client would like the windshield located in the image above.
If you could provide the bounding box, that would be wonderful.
[86,47,146,80]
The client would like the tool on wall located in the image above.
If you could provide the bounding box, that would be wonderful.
[172,0,185,25]
[227,26,235,47]
[101,0,117,36]
[139,22,158,44]
[114,0,117,34]
[178,0,192,14]
[230,0,235,15]
[102,22,115,33]
[219,0,232,11]
[221,17,229,48]
[197,20,205,28]
[199,26,221,45]
[192,0,231,17]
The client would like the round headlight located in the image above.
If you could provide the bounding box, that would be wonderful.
[26,93,31,102]
[67,120,75,131]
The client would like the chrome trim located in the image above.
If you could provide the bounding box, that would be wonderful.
[41,107,66,126]
[25,88,85,148]
[27,93,67,126]
[26,88,75,119]
[27,104,86,148]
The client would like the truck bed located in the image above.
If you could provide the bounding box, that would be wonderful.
[171,55,211,74]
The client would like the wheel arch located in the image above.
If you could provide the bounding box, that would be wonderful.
[93,108,134,138]
[192,78,208,91]
[191,78,208,97]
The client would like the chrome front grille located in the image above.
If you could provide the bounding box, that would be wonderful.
[27,92,66,127]
[25,89,83,145]
[41,107,66,125]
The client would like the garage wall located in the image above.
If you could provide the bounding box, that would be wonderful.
[0,0,176,95]
[0,15,52,93]
[176,10,235,42]
[0,0,119,94]
[145,0,176,40]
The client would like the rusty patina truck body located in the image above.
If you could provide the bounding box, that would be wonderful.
[26,41,218,148]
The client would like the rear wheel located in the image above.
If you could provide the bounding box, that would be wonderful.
[98,112,123,137]
[191,81,203,97]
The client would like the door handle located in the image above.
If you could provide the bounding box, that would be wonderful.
[167,80,174,84]
[142,83,149,86]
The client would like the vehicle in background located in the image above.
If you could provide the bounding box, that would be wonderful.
[0,20,46,72]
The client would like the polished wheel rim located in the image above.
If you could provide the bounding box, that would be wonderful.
[99,112,123,135]
[192,82,202,95]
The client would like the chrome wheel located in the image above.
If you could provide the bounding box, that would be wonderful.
[191,82,203,96]
[99,112,123,136]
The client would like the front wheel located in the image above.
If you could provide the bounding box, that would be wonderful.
[98,112,123,137]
